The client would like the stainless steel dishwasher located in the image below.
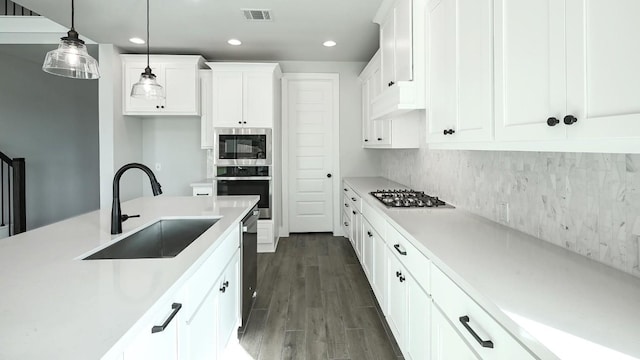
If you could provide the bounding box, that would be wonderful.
[240,205,259,329]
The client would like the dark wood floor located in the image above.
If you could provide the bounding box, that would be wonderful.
[238,233,403,360]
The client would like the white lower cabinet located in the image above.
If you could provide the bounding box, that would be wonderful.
[362,220,375,282]
[432,267,536,360]
[386,250,408,348]
[432,305,480,360]
[406,276,431,360]
[123,300,181,360]
[115,228,241,360]
[372,224,388,312]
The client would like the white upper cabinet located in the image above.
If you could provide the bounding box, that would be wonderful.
[494,0,567,142]
[370,0,426,120]
[205,63,282,128]
[565,0,640,140]
[122,55,205,116]
[427,0,493,143]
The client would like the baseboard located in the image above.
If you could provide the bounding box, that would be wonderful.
[0,225,9,239]
[257,243,276,253]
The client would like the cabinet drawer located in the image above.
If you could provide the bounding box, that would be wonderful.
[362,200,386,238]
[184,228,239,321]
[343,183,362,211]
[432,267,536,360]
[386,223,430,294]
[192,186,213,197]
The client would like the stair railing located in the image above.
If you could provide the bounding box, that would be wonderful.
[0,150,26,236]
[1,0,39,16]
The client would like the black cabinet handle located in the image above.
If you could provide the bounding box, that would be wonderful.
[364,139,369,142]
[344,222,349,227]
[394,244,407,256]
[367,231,373,237]
[196,193,209,196]
[151,303,182,333]
[220,286,226,293]
[396,271,401,278]
[377,137,383,141]
[459,316,494,348]
[156,105,160,109]
[243,121,247,124]
[547,117,560,127]
[160,105,165,109]
[388,81,395,87]
[399,275,405,282]
[344,188,348,191]
[351,197,356,201]
[564,115,578,125]
[344,203,349,207]
[223,281,229,287]
[327,173,332,178]
[444,129,456,135]
[352,210,356,215]
[443,129,448,135]
[238,121,242,124]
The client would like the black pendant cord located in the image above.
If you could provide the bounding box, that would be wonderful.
[146,0,150,70]
[71,0,75,30]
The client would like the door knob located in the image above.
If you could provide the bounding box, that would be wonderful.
[547,117,560,126]
[326,173,332,178]
[564,115,578,125]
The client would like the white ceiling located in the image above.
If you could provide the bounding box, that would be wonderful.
[15,0,383,61]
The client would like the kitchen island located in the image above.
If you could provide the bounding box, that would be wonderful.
[344,177,640,360]
[0,195,259,359]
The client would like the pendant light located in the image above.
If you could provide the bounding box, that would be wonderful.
[42,0,100,80]
[130,0,164,100]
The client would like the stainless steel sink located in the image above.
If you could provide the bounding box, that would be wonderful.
[84,218,219,260]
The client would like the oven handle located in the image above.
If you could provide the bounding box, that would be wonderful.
[215,176,272,181]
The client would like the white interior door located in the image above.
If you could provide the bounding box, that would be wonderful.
[286,77,336,233]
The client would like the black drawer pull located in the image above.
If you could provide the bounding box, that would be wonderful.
[196,193,209,196]
[394,244,407,256]
[352,210,356,215]
[367,231,373,237]
[396,271,401,278]
[399,275,405,282]
[351,197,357,201]
[152,303,182,333]
[344,203,349,207]
[344,188,348,191]
[459,316,494,349]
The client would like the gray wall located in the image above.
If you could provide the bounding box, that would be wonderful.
[142,117,206,196]
[0,45,99,229]
[378,118,640,278]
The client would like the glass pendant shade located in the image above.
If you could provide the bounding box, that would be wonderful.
[131,67,165,100]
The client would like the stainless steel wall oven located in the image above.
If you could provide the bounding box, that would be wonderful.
[216,166,271,219]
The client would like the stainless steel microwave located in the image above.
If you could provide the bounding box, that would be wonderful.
[213,128,272,166]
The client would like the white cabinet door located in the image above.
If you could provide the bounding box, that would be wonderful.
[566,0,640,140]
[432,306,480,360]
[386,251,407,348]
[200,70,214,149]
[163,62,199,115]
[406,276,430,360]
[372,228,387,313]
[243,72,274,127]
[363,225,374,282]
[455,0,493,142]
[427,0,456,142]
[494,0,567,141]
[123,302,180,360]
[394,0,413,82]
[351,210,362,261]
[123,62,165,113]
[182,284,218,359]
[362,79,372,146]
[217,252,240,357]
[212,72,244,127]
[381,9,396,89]
[373,119,392,146]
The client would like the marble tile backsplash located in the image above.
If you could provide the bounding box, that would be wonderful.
[379,147,640,278]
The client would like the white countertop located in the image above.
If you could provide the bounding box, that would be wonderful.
[0,195,259,360]
[344,177,640,360]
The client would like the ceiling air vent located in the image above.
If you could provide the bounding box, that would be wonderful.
[242,9,272,21]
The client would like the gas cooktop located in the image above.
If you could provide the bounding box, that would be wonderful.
[370,189,453,208]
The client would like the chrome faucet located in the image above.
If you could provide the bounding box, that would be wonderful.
[111,163,162,234]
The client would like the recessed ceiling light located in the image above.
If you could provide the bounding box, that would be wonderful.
[323,40,337,47]
[129,37,145,45]
[228,39,242,46]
